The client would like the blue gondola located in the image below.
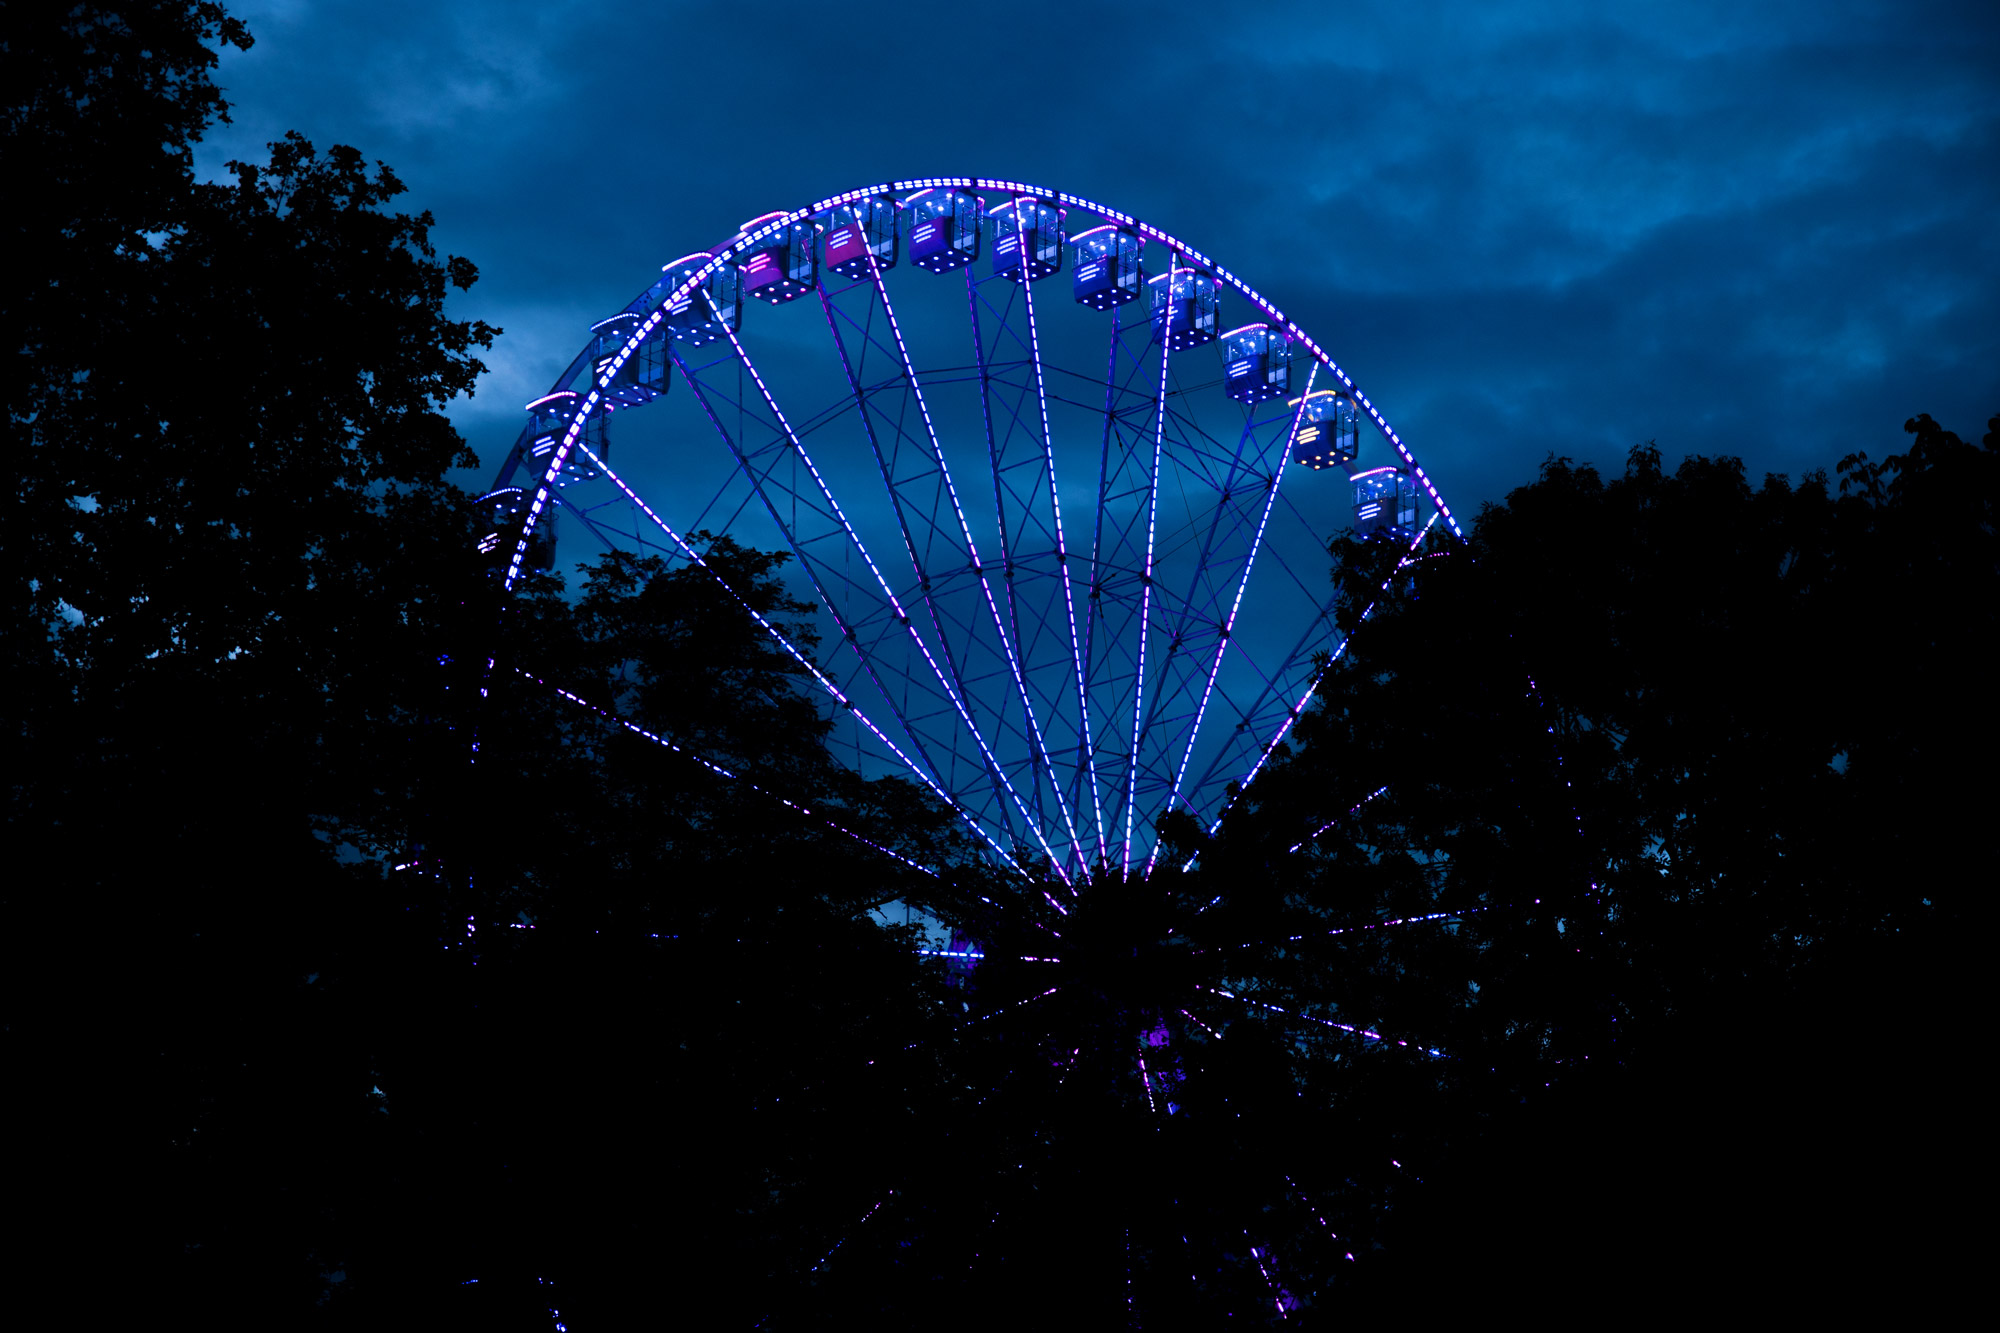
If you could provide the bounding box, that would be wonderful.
[1149,267,1217,351]
[1221,324,1291,404]
[590,313,669,407]
[820,196,897,280]
[1071,225,1141,309]
[905,186,981,274]
[737,212,817,306]
[524,392,580,466]
[658,251,742,346]
[1289,389,1359,469]
[991,197,1063,283]
[524,391,609,483]
[476,487,556,572]
[1352,466,1418,541]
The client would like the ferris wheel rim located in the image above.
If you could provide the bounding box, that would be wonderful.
[493,175,1465,880]
[500,176,1461,590]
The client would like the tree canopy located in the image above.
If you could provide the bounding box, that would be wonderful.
[5,4,1987,1325]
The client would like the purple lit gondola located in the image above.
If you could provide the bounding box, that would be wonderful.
[658,251,742,345]
[1221,323,1291,404]
[820,196,897,280]
[1070,224,1141,309]
[1149,266,1217,350]
[525,390,610,484]
[1289,389,1359,469]
[1351,466,1418,541]
[475,487,555,571]
[737,212,818,306]
[991,196,1063,283]
[590,313,669,408]
[904,186,981,274]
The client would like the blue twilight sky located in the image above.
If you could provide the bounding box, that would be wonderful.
[192,0,1999,516]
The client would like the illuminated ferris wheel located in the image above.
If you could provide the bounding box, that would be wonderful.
[467,178,1542,1320]
[481,177,1459,885]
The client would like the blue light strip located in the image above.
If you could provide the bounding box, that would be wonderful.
[1014,240,1095,876]
[1122,324,1174,876]
[564,435,1030,878]
[518,664,941,879]
[1195,511,1443,857]
[1145,366,1323,875]
[856,245,1079,882]
[1286,783,1391,855]
[1196,984,1445,1057]
[1203,903,1502,953]
[712,317,1074,893]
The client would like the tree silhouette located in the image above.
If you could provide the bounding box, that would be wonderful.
[7,6,1986,1324]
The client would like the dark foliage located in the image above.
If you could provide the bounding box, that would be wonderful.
[6,4,1988,1326]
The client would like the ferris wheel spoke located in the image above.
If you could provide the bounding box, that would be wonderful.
[1245,1233,1296,1321]
[1118,313,1175,876]
[1194,513,1444,844]
[1286,784,1392,854]
[1201,903,1503,955]
[516,662,943,881]
[1193,985,1448,1058]
[565,434,1031,877]
[1143,372,1325,873]
[967,262,1099,875]
[1015,268,1095,871]
[1080,307,1158,861]
[822,254,1086,876]
[674,329,1074,892]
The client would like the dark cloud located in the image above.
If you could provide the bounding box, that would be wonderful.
[197,0,2000,507]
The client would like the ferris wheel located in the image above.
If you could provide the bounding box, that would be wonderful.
[481,177,1461,884]
[468,178,1564,1320]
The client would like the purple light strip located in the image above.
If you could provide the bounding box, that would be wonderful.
[520,664,939,879]
[1246,1235,1293,1321]
[1136,1042,1158,1114]
[1206,904,1500,953]
[566,436,1027,878]
[1286,784,1390,855]
[1194,511,1443,855]
[715,318,1073,896]
[1122,325,1174,875]
[903,986,1060,1051]
[1144,366,1322,875]
[1015,247,1096,874]
[1178,1007,1222,1040]
[864,245,1085,879]
[1196,985,1445,1056]
[808,1192,895,1274]
[1285,1174,1356,1263]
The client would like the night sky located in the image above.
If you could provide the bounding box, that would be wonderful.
[193,0,1999,515]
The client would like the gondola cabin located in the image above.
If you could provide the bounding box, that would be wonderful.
[1071,225,1141,309]
[1222,324,1291,404]
[1351,466,1418,542]
[476,487,556,572]
[821,196,897,279]
[991,197,1063,282]
[659,252,742,346]
[524,392,580,466]
[736,213,817,306]
[1289,389,1359,469]
[905,186,981,273]
[1150,267,1218,351]
[524,392,608,482]
[590,313,669,408]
